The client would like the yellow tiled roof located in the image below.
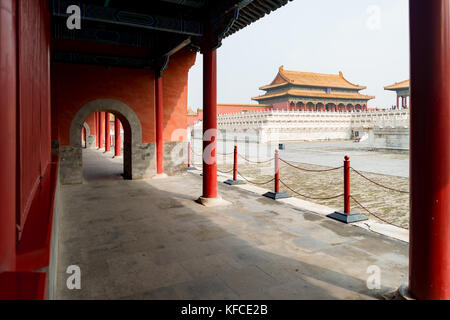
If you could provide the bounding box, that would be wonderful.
[187,107,197,116]
[260,66,367,90]
[252,89,374,101]
[384,80,410,91]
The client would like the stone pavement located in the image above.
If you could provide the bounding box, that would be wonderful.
[56,149,408,300]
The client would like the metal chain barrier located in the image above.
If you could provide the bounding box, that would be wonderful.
[237,170,275,185]
[350,196,408,230]
[217,168,234,174]
[217,151,234,156]
[279,180,344,200]
[350,167,409,194]
[237,153,274,164]
[279,158,343,173]
[188,146,408,230]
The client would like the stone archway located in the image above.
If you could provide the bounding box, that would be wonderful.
[60,99,156,184]
[82,122,96,149]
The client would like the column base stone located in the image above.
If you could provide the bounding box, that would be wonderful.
[397,283,415,300]
[196,196,231,207]
[152,173,168,180]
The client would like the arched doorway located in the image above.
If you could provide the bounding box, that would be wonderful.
[296,102,305,111]
[60,99,154,184]
[326,103,336,112]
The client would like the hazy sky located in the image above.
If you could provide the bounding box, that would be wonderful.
[187,0,409,110]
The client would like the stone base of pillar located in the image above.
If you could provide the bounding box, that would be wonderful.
[195,196,231,207]
[152,173,168,180]
[327,210,368,224]
[396,283,415,300]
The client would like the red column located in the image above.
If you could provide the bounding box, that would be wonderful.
[409,0,450,300]
[202,48,218,199]
[98,112,104,149]
[233,146,238,181]
[155,72,164,174]
[104,112,111,152]
[82,126,86,144]
[0,0,17,272]
[114,118,121,157]
[95,112,99,148]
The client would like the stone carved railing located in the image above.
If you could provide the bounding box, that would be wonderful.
[190,110,410,143]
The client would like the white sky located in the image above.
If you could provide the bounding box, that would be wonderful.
[187,0,409,110]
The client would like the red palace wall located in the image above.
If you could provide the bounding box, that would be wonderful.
[52,49,196,146]
[187,104,271,126]
[85,113,97,135]
[0,0,55,286]
[217,104,270,114]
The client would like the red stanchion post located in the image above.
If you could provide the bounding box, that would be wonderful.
[224,145,245,185]
[344,155,351,214]
[263,149,290,200]
[275,149,280,193]
[327,155,367,224]
[233,145,238,181]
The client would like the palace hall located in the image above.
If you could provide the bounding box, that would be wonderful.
[252,66,374,112]
[384,80,411,109]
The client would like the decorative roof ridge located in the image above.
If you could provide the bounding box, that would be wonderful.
[279,67,366,89]
[384,79,410,90]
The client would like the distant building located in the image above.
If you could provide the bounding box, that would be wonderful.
[384,80,410,109]
[252,66,374,112]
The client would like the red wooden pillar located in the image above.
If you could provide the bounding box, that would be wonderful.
[202,48,218,199]
[104,112,111,152]
[82,126,86,145]
[155,72,164,175]
[409,0,450,300]
[114,118,121,157]
[94,112,98,147]
[0,0,17,272]
[98,112,104,149]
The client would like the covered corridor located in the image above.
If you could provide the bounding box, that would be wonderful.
[56,149,407,299]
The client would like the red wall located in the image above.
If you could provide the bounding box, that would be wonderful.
[85,113,97,135]
[0,0,52,273]
[187,104,271,126]
[18,0,51,231]
[217,104,271,114]
[0,0,18,273]
[52,49,196,146]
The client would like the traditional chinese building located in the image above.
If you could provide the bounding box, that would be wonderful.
[384,80,410,109]
[252,66,374,112]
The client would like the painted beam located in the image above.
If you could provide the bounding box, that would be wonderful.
[53,24,156,48]
[53,51,153,68]
[158,0,205,8]
[53,0,203,36]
